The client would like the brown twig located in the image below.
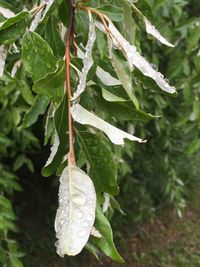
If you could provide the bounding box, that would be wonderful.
[66,0,76,165]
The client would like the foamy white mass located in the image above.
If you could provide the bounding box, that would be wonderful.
[55,165,96,256]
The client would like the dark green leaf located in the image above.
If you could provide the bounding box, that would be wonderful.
[0,11,30,45]
[33,59,65,101]
[42,94,68,177]
[45,15,65,57]
[95,5,124,22]
[78,132,119,195]
[22,31,57,82]
[23,95,49,128]
[93,205,124,263]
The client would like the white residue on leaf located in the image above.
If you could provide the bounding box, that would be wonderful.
[72,11,96,100]
[91,227,102,238]
[144,18,174,47]
[59,23,67,42]
[96,66,121,86]
[71,104,146,145]
[44,131,59,167]
[0,45,7,78]
[0,7,15,18]
[102,193,110,213]
[55,165,96,256]
[40,0,54,21]
[108,20,177,95]
[30,7,43,31]
[11,59,22,77]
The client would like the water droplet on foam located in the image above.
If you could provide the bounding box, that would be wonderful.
[86,215,93,222]
[72,194,86,205]
[83,221,89,227]
[78,230,86,237]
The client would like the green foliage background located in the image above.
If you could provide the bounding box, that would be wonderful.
[0,0,200,266]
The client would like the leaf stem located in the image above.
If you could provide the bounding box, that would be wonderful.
[66,0,76,165]
[30,3,46,16]
[77,5,109,31]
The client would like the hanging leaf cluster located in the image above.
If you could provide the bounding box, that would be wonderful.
[0,0,177,263]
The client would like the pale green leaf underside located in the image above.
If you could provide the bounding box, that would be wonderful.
[107,20,177,95]
[71,104,145,145]
[55,165,96,256]
[102,88,127,102]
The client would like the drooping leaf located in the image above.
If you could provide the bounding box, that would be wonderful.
[96,66,121,86]
[108,38,139,109]
[22,31,57,82]
[107,20,177,95]
[185,139,200,155]
[71,104,146,145]
[19,82,34,105]
[130,2,174,47]
[118,0,135,45]
[101,88,127,102]
[0,11,30,45]
[44,105,54,145]
[42,94,68,177]
[78,132,119,195]
[94,88,157,122]
[55,165,96,256]
[72,11,96,100]
[40,0,63,23]
[45,15,65,57]
[23,95,49,128]
[33,59,65,101]
[95,5,124,22]
[92,205,124,263]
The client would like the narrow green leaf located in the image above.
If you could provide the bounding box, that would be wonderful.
[118,0,136,45]
[95,5,124,22]
[93,205,124,263]
[22,31,57,82]
[33,59,65,101]
[78,132,119,195]
[0,11,30,45]
[18,81,34,105]
[45,15,65,57]
[42,94,68,177]
[71,104,145,145]
[108,45,139,109]
[107,20,177,95]
[13,155,26,171]
[23,95,49,128]
[131,2,174,47]
[102,88,127,102]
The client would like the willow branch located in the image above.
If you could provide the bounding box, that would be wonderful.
[66,0,76,165]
